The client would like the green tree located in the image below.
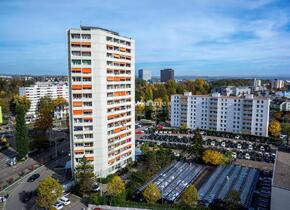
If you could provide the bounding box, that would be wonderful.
[143,183,161,203]
[76,156,95,196]
[224,190,242,210]
[15,104,29,159]
[36,176,63,210]
[180,184,199,208]
[192,130,203,161]
[107,176,125,198]
[165,80,177,96]
[9,95,31,115]
[283,123,290,144]
[145,104,153,120]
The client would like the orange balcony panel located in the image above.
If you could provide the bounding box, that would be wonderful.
[107,76,114,81]
[114,77,120,81]
[72,85,82,90]
[74,149,84,153]
[71,68,81,73]
[113,54,120,58]
[73,101,83,107]
[73,110,83,115]
[114,128,121,133]
[71,42,81,45]
[82,68,92,73]
[83,84,92,89]
[120,47,126,52]
[86,156,94,161]
[84,117,93,121]
[81,42,91,46]
[126,56,131,59]
[83,109,92,113]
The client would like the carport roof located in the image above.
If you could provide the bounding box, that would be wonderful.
[273,151,290,191]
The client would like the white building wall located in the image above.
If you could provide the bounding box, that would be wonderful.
[170,93,270,136]
[68,27,135,177]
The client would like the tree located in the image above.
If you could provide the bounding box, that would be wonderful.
[268,120,281,137]
[224,190,243,210]
[165,80,177,96]
[202,149,225,165]
[180,184,199,208]
[34,97,54,142]
[9,95,31,115]
[180,124,187,130]
[143,183,161,203]
[15,104,29,159]
[107,176,125,198]
[144,85,153,102]
[145,104,153,120]
[192,130,203,161]
[75,156,95,196]
[53,97,67,107]
[282,123,290,144]
[36,176,63,210]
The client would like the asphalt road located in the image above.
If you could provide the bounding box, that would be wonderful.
[5,155,70,210]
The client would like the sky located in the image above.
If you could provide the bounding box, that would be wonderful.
[0,0,290,76]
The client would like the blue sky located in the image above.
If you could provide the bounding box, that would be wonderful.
[0,0,290,76]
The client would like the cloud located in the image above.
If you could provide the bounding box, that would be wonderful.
[0,0,289,76]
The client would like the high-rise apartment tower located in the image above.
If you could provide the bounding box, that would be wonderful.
[68,26,135,177]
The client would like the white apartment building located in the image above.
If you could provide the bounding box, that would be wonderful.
[19,82,69,122]
[68,26,135,177]
[272,79,285,89]
[171,92,270,137]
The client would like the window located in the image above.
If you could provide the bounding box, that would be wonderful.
[82,60,91,65]
[72,60,81,65]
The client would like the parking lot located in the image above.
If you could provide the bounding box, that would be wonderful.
[137,132,277,163]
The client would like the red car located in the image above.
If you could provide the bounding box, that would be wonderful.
[135,131,144,134]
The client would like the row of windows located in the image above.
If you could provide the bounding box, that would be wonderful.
[106,36,131,46]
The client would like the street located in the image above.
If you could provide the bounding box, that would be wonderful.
[4,155,71,210]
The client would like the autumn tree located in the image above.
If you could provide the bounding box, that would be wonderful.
[9,95,31,115]
[107,176,125,200]
[76,156,95,196]
[53,97,67,107]
[180,184,199,208]
[165,80,177,96]
[143,183,161,203]
[15,104,29,159]
[203,149,225,165]
[268,120,281,137]
[36,176,63,210]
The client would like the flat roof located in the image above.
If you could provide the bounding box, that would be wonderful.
[273,151,290,190]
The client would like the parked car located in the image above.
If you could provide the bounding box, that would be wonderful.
[22,191,33,202]
[92,183,100,192]
[58,196,71,205]
[27,173,40,182]
[53,202,64,210]
[245,153,251,160]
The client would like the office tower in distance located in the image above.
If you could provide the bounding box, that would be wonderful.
[138,69,151,81]
[68,26,135,177]
[160,68,174,82]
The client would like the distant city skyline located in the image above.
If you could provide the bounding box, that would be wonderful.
[0,0,290,76]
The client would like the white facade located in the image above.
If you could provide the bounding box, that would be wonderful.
[252,78,261,87]
[19,82,69,122]
[272,79,285,89]
[171,93,270,136]
[68,26,135,177]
